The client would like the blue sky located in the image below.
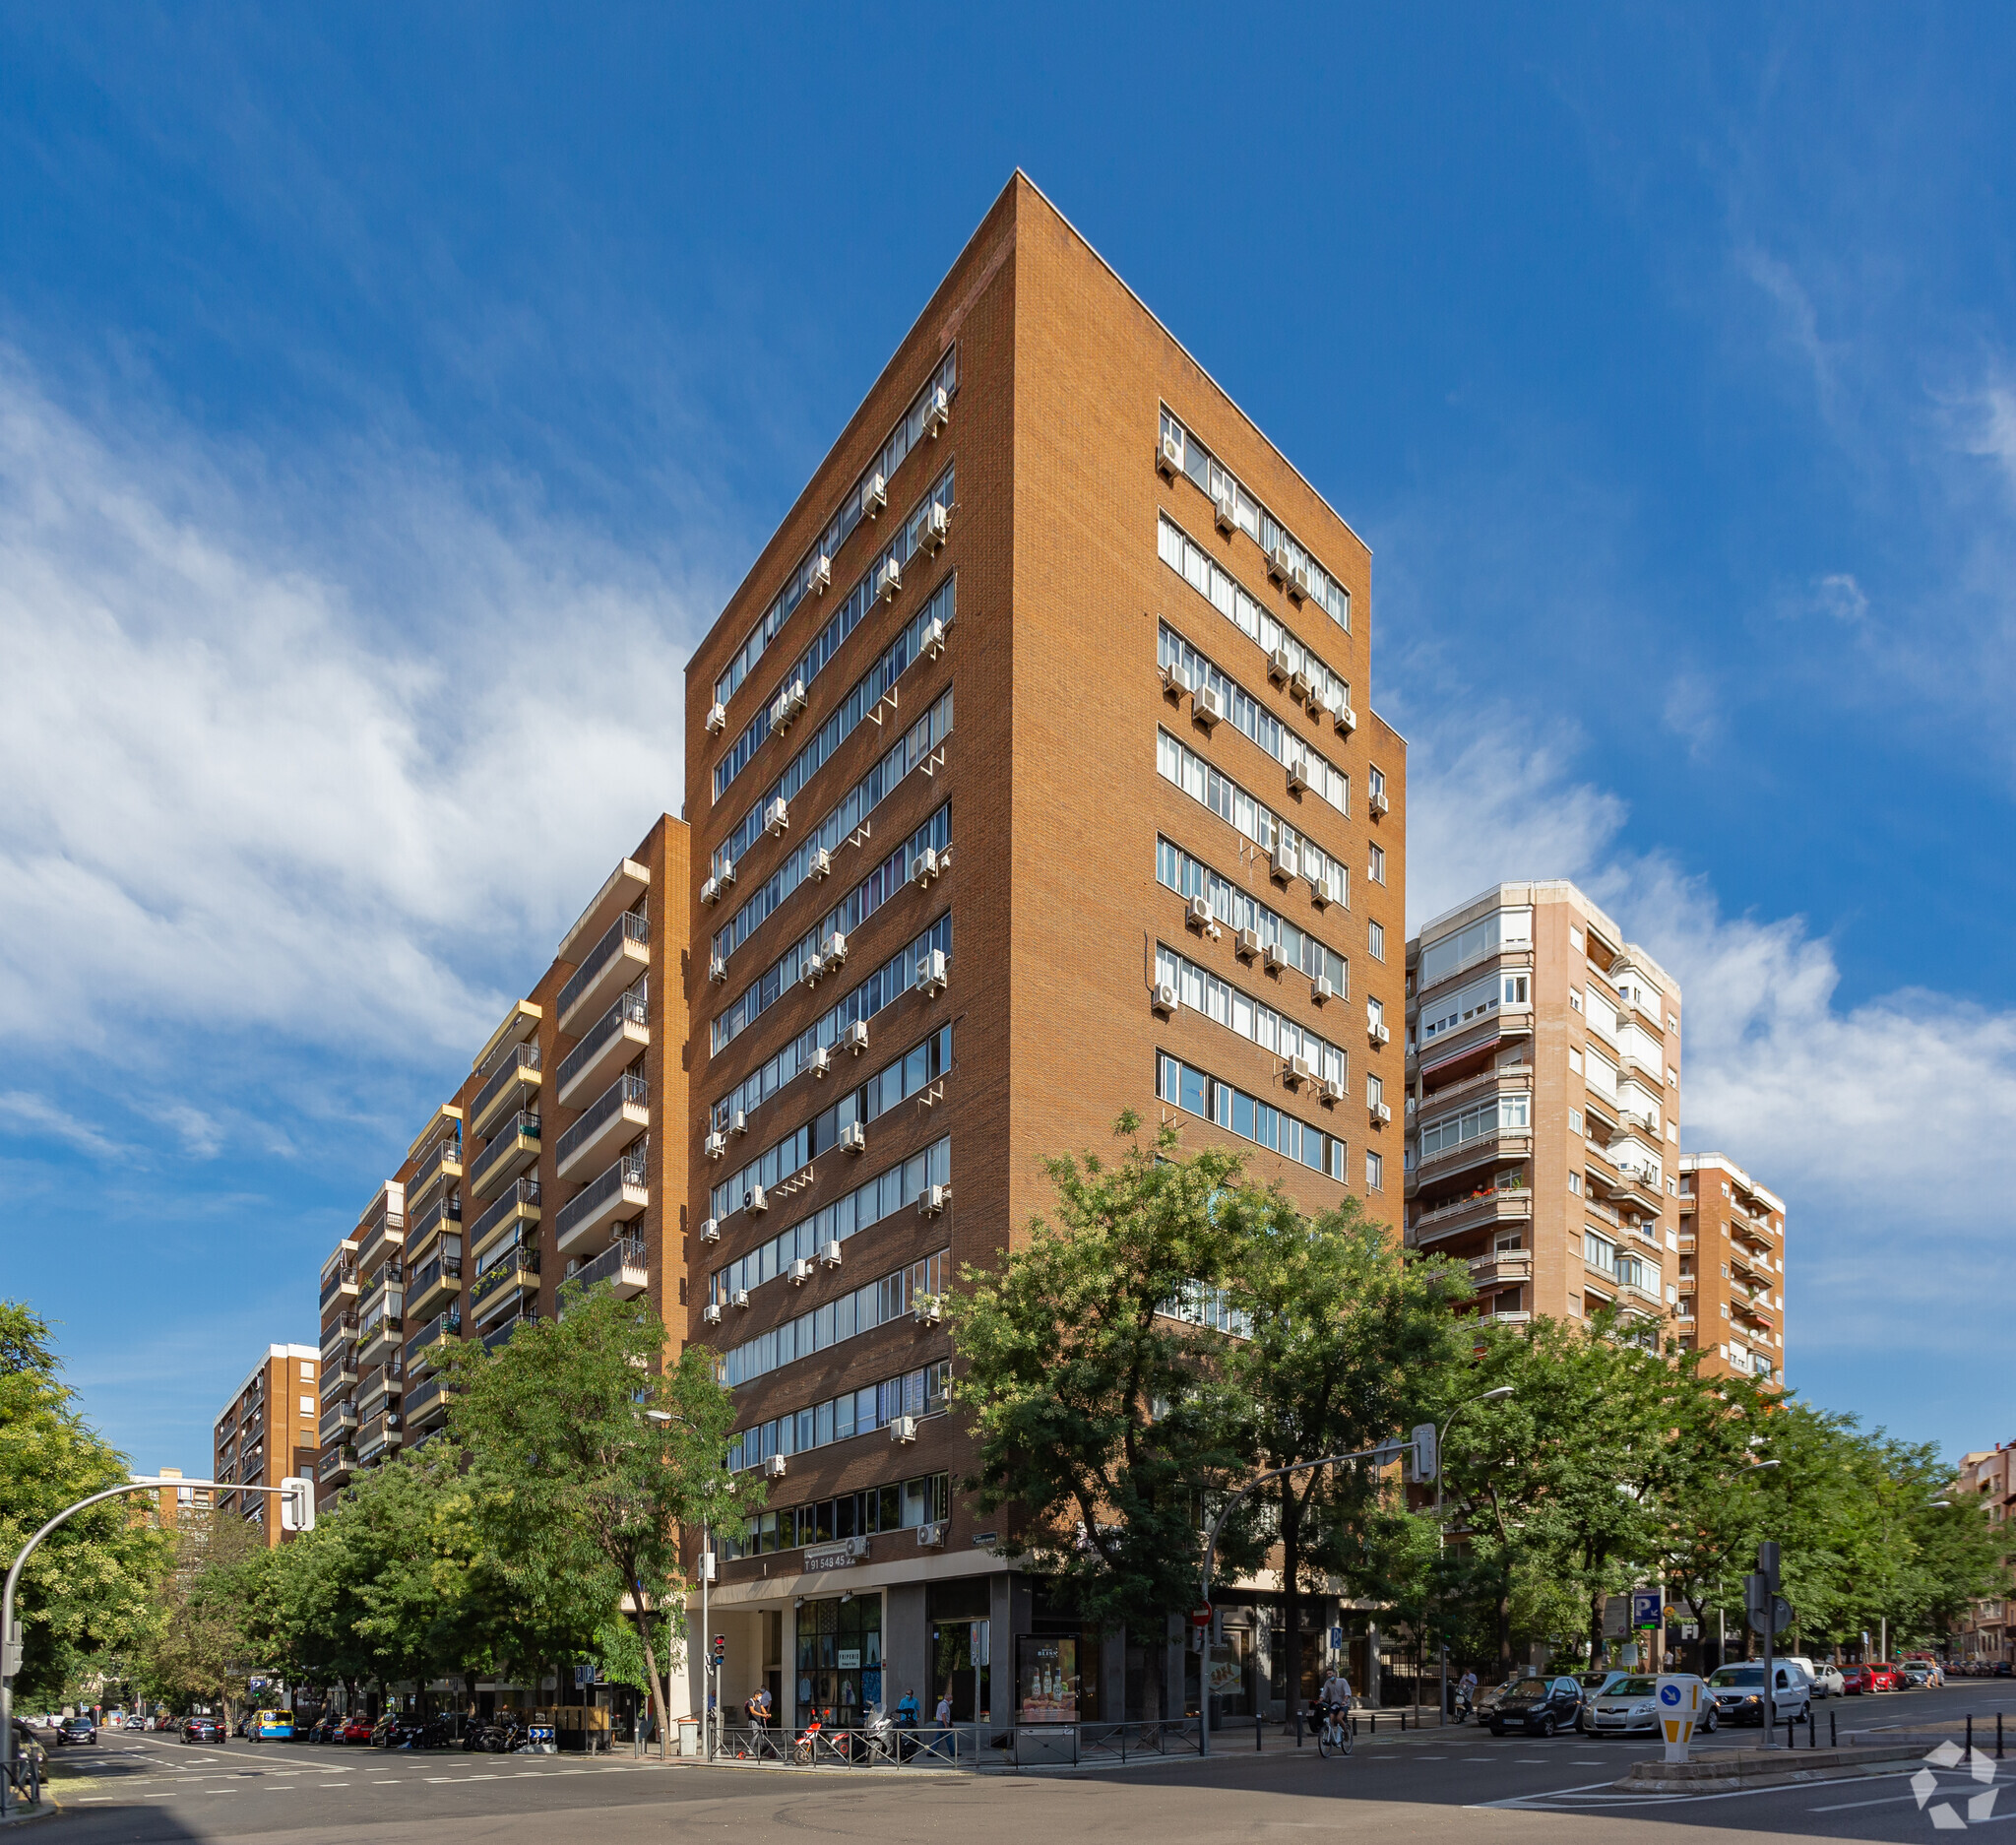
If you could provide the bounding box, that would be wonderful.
[3,5,2012,1473]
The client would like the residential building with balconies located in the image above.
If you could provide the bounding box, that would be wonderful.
[1405,881,1682,1337]
[211,1343,321,1545]
[1948,1444,2015,1666]
[1676,1152,1788,1384]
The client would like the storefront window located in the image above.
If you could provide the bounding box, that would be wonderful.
[795,1594,882,1725]
[1017,1634,1081,1723]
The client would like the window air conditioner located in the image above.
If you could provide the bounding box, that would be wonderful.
[841,1020,869,1055]
[917,502,950,553]
[913,1296,942,1325]
[1287,1055,1311,1088]
[818,1239,843,1267]
[1321,1076,1347,1105]
[1373,1022,1392,1048]
[1374,1101,1393,1125]
[718,857,736,886]
[732,1288,751,1309]
[803,949,826,988]
[1310,879,1332,911]
[705,1131,725,1161]
[700,875,721,907]
[1186,894,1212,930]
[805,553,832,597]
[700,1216,721,1242]
[778,679,808,728]
[875,557,903,602]
[1312,975,1335,1004]
[789,1257,813,1286]
[1152,979,1178,1017]
[1236,926,1261,961]
[1287,759,1309,795]
[916,1519,948,1549]
[822,931,849,967]
[1194,683,1226,729]
[708,954,726,985]
[1271,839,1297,883]
[809,846,831,880]
[914,845,941,888]
[764,796,789,836]
[705,700,726,735]
[1290,668,1310,702]
[809,1046,831,1080]
[918,1183,948,1218]
[1214,489,1236,534]
[861,472,887,518]
[921,615,947,661]
[1267,542,1292,584]
[840,1121,866,1155]
[1265,941,1289,972]
[703,1303,722,1325]
[917,949,948,997]
[1336,704,1358,735]
[1290,563,1312,603]
[1269,645,1293,684]
[1157,431,1182,478]
[745,1183,769,1214]
[1370,790,1390,817]
[921,385,950,439]
[889,1416,917,1445]
[765,1453,788,1479]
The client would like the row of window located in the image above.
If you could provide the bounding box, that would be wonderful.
[724,1472,951,1557]
[1158,408,1352,630]
[1157,511,1352,721]
[715,467,956,805]
[712,573,956,886]
[728,1364,953,1478]
[1418,1094,1531,1160]
[1156,1051,1350,1182]
[1418,906,1533,991]
[1157,621,1349,813]
[1156,729,1350,906]
[1418,969,1529,1047]
[714,348,959,713]
[1158,1278,1253,1339]
[1155,838,1348,992]
[1154,941,1347,1088]
[710,1024,952,1225]
[710,690,953,1050]
[719,1239,951,1389]
[1583,1231,1658,1293]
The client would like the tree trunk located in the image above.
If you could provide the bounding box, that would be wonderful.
[1588,1587,1606,1664]
[1495,1575,1513,1673]
[1281,1480,1304,1727]
[635,1602,669,1762]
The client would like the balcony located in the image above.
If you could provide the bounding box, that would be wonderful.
[480,1308,538,1354]
[358,1308,405,1368]
[558,909,651,1036]
[556,1070,649,1181]
[317,1400,358,1445]
[320,1312,359,1362]
[357,1271,403,1325]
[355,1364,403,1418]
[470,1041,543,1141]
[406,1192,462,1262]
[1467,1249,1534,1290]
[357,1210,407,1278]
[1409,1187,1534,1246]
[404,1374,451,1431]
[469,1112,540,1201]
[555,1149,649,1255]
[319,1260,359,1308]
[1418,1062,1534,1115]
[1414,1129,1533,1184]
[407,1250,463,1319]
[356,1411,404,1464]
[409,1135,464,1211]
[471,1177,541,1261]
[404,1307,463,1372]
[318,1446,356,1487]
[556,988,649,1110]
[470,1246,539,1313]
[561,1235,648,1308]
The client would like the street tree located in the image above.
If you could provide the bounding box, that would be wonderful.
[131,1502,267,1727]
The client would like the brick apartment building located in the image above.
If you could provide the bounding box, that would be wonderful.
[212,1345,321,1545]
[1676,1152,1787,1384]
[1948,1444,2014,1666]
[1403,881,1684,1336]
[678,172,1406,1730]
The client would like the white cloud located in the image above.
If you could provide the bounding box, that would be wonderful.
[0,1089,128,1160]
[0,353,702,1066]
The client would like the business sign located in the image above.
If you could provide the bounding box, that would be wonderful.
[1205,1645,1242,1695]
[803,1537,868,1571]
[836,1649,861,1670]
[1631,1589,1663,1630]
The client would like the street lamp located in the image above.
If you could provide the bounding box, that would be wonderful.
[1435,1385,1514,1727]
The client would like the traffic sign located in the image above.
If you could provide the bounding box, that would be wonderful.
[1188,1606,1213,1628]
[1631,1589,1662,1630]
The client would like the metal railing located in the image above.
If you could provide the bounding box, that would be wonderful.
[557,909,649,1022]
[408,1192,463,1250]
[554,1148,648,1245]
[563,1236,647,1304]
[471,1041,542,1133]
[470,1177,540,1253]
[469,1111,539,1194]
[410,1135,463,1199]
[481,1309,538,1354]
[404,1307,463,1370]
[320,1262,358,1305]
[557,1070,648,1171]
[557,987,648,1095]
[470,1246,538,1311]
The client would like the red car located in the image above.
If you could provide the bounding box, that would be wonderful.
[1842,1664,1903,1693]
[340,1717,375,1744]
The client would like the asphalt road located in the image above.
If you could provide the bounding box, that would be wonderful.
[27,1684,2016,1845]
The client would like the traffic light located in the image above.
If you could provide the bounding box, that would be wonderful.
[1756,1541,1781,1593]
[279,1477,315,1533]
[711,1635,726,1667]
[1410,1424,1438,1485]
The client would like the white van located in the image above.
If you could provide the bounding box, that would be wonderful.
[1783,1656,1841,1698]
[1707,1661,1812,1727]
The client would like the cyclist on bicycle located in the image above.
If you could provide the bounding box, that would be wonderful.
[1318,1668,1353,1715]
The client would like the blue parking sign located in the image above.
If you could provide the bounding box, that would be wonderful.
[1631,1590,1662,1630]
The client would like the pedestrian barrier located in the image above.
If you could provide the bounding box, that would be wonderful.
[1073,1720,1203,1764]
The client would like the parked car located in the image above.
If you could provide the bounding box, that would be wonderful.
[1472,1675,1527,1723]
[54,1717,96,1747]
[307,1714,343,1744]
[181,1716,227,1745]
[1708,1662,1812,1725]
[1843,1663,1903,1694]
[339,1717,375,1745]
[9,1719,48,1770]
[256,1709,295,1741]
[1897,1662,1935,1689]
[1583,1675,1719,1737]
[1576,1670,1633,1700]
[1489,1676,1586,1738]
[1785,1658,1844,1698]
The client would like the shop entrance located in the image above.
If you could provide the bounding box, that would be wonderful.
[795,1594,882,1726]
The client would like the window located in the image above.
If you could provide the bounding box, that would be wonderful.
[298,1396,314,1416]
[1568,1048,1583,1074]
[1668,1065,1679,1088]
[1366,1074,1383,1112]
[1668,1013,1679,1033]
[1155,942,1347,1085]
[1156,838,1348,991]
[1158,623,1350,813]
[1568,1109,1582,1135]
[1368,920,1385,962]
[726,1363,953,1473]
[1568,1172,1582,1195]
[1368,764,1386,803]
[1365,1150,1384,1190]
[298,1363,314,1380]
[1569,925,1584,952]
[718,1245,952,1390]
[1667,1121,1678,1143]
[1367,996,1386,1033]
[1418,1093,1530,1158]
[1368,843,1386,885]
[1418,907,1532,986]
[1157,730,1350,904]
[1569,987,1583,1012]
[1417,969,1527,1044]
[1157,1052,1348,1179]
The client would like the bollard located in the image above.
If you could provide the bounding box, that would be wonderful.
[1968,1715,1974,1756]
[1999,1713,2005,1761]
[1255,1713,1263,1752]
[1830,1710,1837,1749]
[1294,1712,1302,1750]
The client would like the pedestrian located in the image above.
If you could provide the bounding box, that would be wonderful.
[934,1690,953,1729]
[895,1688,919,1728]
[756,1686,773,1729]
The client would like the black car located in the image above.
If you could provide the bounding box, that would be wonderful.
[1488,1677,1585,1738]
[182,1716,228,1745]
[54,1717,96,1747]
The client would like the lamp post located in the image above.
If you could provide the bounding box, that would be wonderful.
[1434,1386,1514,1728]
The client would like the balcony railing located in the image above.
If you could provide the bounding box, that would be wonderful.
[556,1070,648,1179]
[470,1246,539,1312]
[407,1250,463,1318]
[480,1308,538,1354]
[319,1262,359,1307]
[470,1177,540,1258]
[410,1135,464,1205]
[558,910,651,1032]
[404,1374,452,1427]
[469,1111,540,1200]
[320,1311,359,1360]
[317,1401,358,1445]
[407,1191,462,1255]
[557,987,649,1107]
[404,1307,463,1371]
[357,1209,408,1275]
[318,1446,356,1485]
[554,1147,649,1255]
[1409,1187,1535,1244]
[1417,1129,1533,1176]
[357,1411,404,1462]
[358,1310,405,1365]
[471,1042,543,1140]
[562,1236,648,1308]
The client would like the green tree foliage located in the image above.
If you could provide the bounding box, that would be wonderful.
[0,1303,166,1709]
[129,1503,266,1725]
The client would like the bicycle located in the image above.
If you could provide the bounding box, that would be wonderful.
[1314,1698,1354,1758]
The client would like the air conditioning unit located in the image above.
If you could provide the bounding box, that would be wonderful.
[705,700,726,735]
[913,1296,942,1326]
[841,1020,869,1055]
[917,949,948,997]
[703,1302,722,1325]
[765,1454,788,1479]
[732,1288,751,1309]
[789,1257,813,1286]
[700,1216,721,1242]
[1236,926,1261,961]
[861,472,887,518]
[918,1183,948,1218]
[1321,1076,1347,1105]
[1164,661,1192,701]
[1157,431,1182,477]
[916,1520,947,1549]
[809,1046,831,1080]
[1287,758,1309,795]
[718,857,736,886]
[823,931,849,967]
[705,1131,725,1161]
[745,1183,769,1214]
[1271,839,1297,883]
[914,845,941,888]
[1373,1022,1392,1048]
[917,502,950,553]
[1287,1055,1311,1088]
[764,796,789,836]
[875,556,903,602]
[770,679,806,732]
[805,553,832,597]
[1152,979,1178,1017]
[1374,1101,1393,1125]
[1312,975,1335,1005]
[818,1239,843,1267]
[889,1416,917,1445]
[700,875,721,907]
[1370,790,1390,817]
[1214,489,1236,534]
[840,1121,866,1155]
[921,615,947,660]
[1337,704,1358,734]
[809,846,832,880]
[1290,563,1312,603]
[1267,541,1292,584]
[1269,644,1293,684]
[730,1108,748,1137]
[921,384,950,438]
[1307,692,1329,726]
[1310,878,1332,911]
[802,949,826,988]
[1185,894,1212,930]
[709,954,726,985]
[1194,683,1226,729]
[1265,941,1289,972]
[1290,668,1310,702]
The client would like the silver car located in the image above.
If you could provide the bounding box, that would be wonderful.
[1583,1675,1721,1736]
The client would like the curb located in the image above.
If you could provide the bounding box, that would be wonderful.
[1615,1745,1931,1796]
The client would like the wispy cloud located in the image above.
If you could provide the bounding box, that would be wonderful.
[0,1089,128,1160]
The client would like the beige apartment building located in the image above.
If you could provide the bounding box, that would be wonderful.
[1948,1444,2014,1666]
[212,1345,321,1545]
[678,172,1405,1731]
[1676,1152,1787,1384]
[1403,881,1683,1334]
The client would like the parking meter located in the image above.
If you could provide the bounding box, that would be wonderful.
[1655,1674,1704,1764]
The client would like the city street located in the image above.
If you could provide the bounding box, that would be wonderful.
[27,1685,2016,1845]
